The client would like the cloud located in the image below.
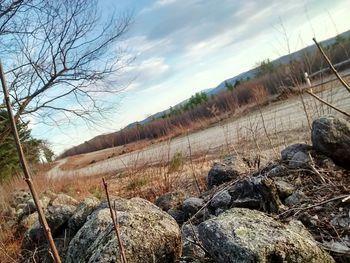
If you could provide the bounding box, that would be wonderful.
[122,56,171,91]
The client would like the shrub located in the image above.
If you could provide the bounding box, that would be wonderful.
[169,152,184,173]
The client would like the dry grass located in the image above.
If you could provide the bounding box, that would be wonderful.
[0,226,21,263]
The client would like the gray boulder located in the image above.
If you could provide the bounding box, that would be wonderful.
[155,191,186,211]
[19,196,51,220]
[207,163,239,189]
[312,115,350,168]
[198,208,335,263]
[66,197,182,263]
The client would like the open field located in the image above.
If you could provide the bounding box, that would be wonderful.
[47,76,350,178]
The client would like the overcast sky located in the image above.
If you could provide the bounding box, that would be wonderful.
[31,0,349,154]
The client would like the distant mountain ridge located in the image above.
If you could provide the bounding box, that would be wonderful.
[126,30,350,129]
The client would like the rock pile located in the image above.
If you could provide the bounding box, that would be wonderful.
[5,115,349,263]
[155,115,350,262]
[7,193,181,262]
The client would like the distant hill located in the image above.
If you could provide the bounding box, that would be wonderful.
[208,30,350,95]
[126,29,350,128]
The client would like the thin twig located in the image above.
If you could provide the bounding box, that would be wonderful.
[306,90,350,118]
[307,153,327,184]
[313,37,350,94]
[187,219,210,256]
[102,178,127,263]
[0,62,62,263]
[342,195,350,203]
[277,194,349,218]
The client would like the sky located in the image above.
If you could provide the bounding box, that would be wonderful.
[30,0,350,154]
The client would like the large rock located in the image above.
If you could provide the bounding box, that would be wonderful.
[207,163,239,189]
[66,197,182,263]
[23,204,77,248]
[198,208,335,263]
[68,197,100,236]
[228,176,282,213]
[312,116,350,168]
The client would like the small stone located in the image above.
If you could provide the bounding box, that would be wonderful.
[52,193,79,206]
[207,163,239,189]
[19,212,38,232]
[11,190,31,207]
[274,180,295,199]
[284,190,307,206]
[281,143,312,161]
[289,151,310,169]
[210,191,231,209]
[41,190,57,201]
[267,165,288,177]
[183,197,205,217]
[330,215,350,228]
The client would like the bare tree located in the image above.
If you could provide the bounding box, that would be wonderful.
[0,0,133,141]
[0,0,28,34]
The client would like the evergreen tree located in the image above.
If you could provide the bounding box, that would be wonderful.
[225,81,234,91]
[0,110,44,181]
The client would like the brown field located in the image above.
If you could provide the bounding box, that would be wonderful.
[48,74,350,179]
